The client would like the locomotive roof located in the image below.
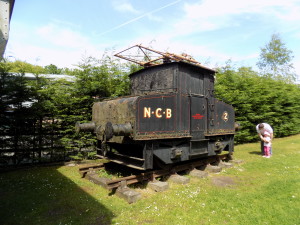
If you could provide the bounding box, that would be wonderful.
[129,61,216,77]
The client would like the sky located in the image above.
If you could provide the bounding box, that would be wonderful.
[5,0,300,81]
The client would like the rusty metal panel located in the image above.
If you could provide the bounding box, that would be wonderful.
[190,96,206,140]
[135,93,190,140]
[92,96,138,124]
[136,94,177,136]
[130,63,177,95]
[92,96,139,142]
[130,62,216,97]
[206,99,235,135]
[179,94,190,132]
[178,63,214,96]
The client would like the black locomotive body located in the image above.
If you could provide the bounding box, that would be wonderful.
[77,61,235,170]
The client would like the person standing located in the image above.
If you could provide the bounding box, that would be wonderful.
[262,131,272,158]
[256,123,274,155]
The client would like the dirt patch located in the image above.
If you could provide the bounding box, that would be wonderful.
[211,176,236,188]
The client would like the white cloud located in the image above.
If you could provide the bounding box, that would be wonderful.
[6,22,105,68]
[6,42,97,68]
[145,13,163,23]
[5,0,300,78]
[36,23,90,49]
[112,1,139,14]
[122,0,300,74]
[174,0,300,34]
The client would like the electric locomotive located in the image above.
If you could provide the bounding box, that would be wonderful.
[76,45,236,170]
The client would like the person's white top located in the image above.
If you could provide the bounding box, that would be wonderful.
[263,131,272,147]
[256,123,273,135]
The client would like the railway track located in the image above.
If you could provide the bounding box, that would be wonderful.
[79,153,232,190]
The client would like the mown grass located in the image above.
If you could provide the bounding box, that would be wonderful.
[1,135,299,225]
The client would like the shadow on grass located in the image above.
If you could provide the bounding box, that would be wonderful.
[249,151,263,155]
[0,166,114,225]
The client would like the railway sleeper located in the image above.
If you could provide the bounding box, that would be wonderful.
[79,153,232,203]
[78,163,105,178]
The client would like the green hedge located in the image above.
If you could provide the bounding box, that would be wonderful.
[215,66,300,144]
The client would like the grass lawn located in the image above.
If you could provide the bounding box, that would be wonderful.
[1,135,300,225]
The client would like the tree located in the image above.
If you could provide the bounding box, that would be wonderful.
[44,64,62,74]
[73,54,130,98]
[59,54,131,153]
[257,33,296,82]
[6,60,44,74]
[0,62,34,164]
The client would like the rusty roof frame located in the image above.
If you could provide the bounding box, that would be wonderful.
[114,44,203,68]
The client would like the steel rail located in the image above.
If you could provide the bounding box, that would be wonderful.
[80,154,231,189]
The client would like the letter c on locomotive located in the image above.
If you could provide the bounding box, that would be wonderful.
[155,108,162,118]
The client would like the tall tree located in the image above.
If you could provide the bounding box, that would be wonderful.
[0,62,34,164]
[257,33,296,82]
